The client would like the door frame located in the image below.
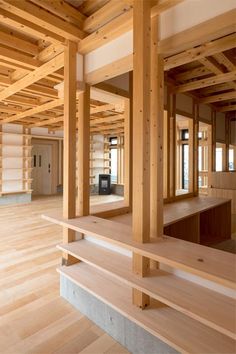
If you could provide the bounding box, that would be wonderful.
[32,138,59,195]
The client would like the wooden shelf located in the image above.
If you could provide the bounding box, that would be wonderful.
[58,264,235,354]
[42,213,236,290]
[58,239,236,339]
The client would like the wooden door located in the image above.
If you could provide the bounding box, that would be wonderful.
[32,144,52,195]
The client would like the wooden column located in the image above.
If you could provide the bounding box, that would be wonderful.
[124,96,131,207]
[225,114,230,172]
[212,111,216,172]
[132,0,151,309]
[63,41,77,265]
[0,125,2,196]
[167,91,176,200]
[150,15,164,239]
[78,84,90,217]
[193,103,199,196]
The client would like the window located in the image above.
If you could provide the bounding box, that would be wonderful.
[229,148,234,171]
[109,137,118,183]
[216,147,223,171]
[182,143,189,189]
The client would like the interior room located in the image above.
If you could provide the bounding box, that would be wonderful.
[0,0,235,353]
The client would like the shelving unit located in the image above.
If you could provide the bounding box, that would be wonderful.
[90,135,111,187]
[0,128,33,197]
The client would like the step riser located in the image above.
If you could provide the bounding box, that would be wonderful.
[60,274,179,354]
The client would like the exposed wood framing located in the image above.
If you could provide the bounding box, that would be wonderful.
[62,41,77,264]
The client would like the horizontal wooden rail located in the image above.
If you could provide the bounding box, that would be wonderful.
[58,264,236,353]
[42,213,236,289]
[58,239,236,339]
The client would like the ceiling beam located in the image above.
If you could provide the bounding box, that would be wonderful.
[83,0,133,33]
[0,8,64,44]
[30,0,86,29]
[1,98,64,123]
[0,53,64,102]
[0,45,41,70]
[199,91,236,104]
[158,9,236,56]
[217,104,236,112]
[174,71,236,93]
[0,0,85,41]
[164,33,236,70]
[0,29,39,56]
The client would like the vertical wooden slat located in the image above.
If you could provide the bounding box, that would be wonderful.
[132,0,151,309]
[193,103,199,196]
[124,97,131,207]
[63,41,77,264]
[168,92,176,200]
[0,125,2,196]
[225,114,230,172]
[78,84,90,217]
[150,14,164,239]
[212,111,216,172]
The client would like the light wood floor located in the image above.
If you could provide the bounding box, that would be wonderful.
[0,195,129,354]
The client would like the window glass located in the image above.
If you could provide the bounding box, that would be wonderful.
[216,147,223,171]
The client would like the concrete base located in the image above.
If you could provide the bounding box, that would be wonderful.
[0,193,31,206]
[60,275,178,354]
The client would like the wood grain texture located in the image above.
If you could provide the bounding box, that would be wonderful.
[0,195,129,354]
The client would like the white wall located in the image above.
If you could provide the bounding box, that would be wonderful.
[84,0,236,77]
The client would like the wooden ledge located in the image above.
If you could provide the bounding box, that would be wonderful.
[58,239,236,339]
[42,213,236,289]
[58,263,236,354]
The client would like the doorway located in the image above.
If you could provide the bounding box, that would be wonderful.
[32,143,52,195]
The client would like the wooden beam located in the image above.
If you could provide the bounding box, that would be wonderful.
[0,0,85,41]
[78,85,90,217]
[151,0,184,17]
[63,41,77,264]
[0,45,41,70]
[132,0,151,309]
[79,9,133,54]
[30,0,86,29]
[158,9,236,56]
[217,104,236,112]
[0,8,65,44]
[174,71,236,93]
[0,53,64,102]
[1,98,64,124]
[150,15,164,239]
[199,91,236,104]
[83,0,133,33]
[164,33,236,70]
[85,54,133,85]
[0,29,39,55]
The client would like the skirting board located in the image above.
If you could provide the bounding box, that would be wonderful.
[60,274,179,354]
[0,193,31,206]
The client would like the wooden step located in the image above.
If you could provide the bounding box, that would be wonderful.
[58,263,236,354]
[59,239,236,339]
[42,214,236,289]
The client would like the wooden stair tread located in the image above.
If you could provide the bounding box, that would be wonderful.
[58,264,236,354]
[42,213,236,289]
[58,239,236,339]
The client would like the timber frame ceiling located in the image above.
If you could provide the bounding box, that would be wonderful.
[0,0,235,134]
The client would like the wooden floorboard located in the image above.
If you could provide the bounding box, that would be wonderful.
[0,195,129,354]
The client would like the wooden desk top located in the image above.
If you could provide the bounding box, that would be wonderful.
[109,196,231,227]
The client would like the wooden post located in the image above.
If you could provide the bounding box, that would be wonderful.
[0,125,2,196]
[167,91,176,200]
[193,103,199,196]
[150,15,164,239]
[212,111,216,172]
[78,84,90,217]
[124,96,131,207]
[132,0,151,309]
[225,114,230,172]
[63,41,77,265]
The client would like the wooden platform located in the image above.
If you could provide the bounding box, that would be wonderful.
[43,193,236,353]
[109,196,232,245]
